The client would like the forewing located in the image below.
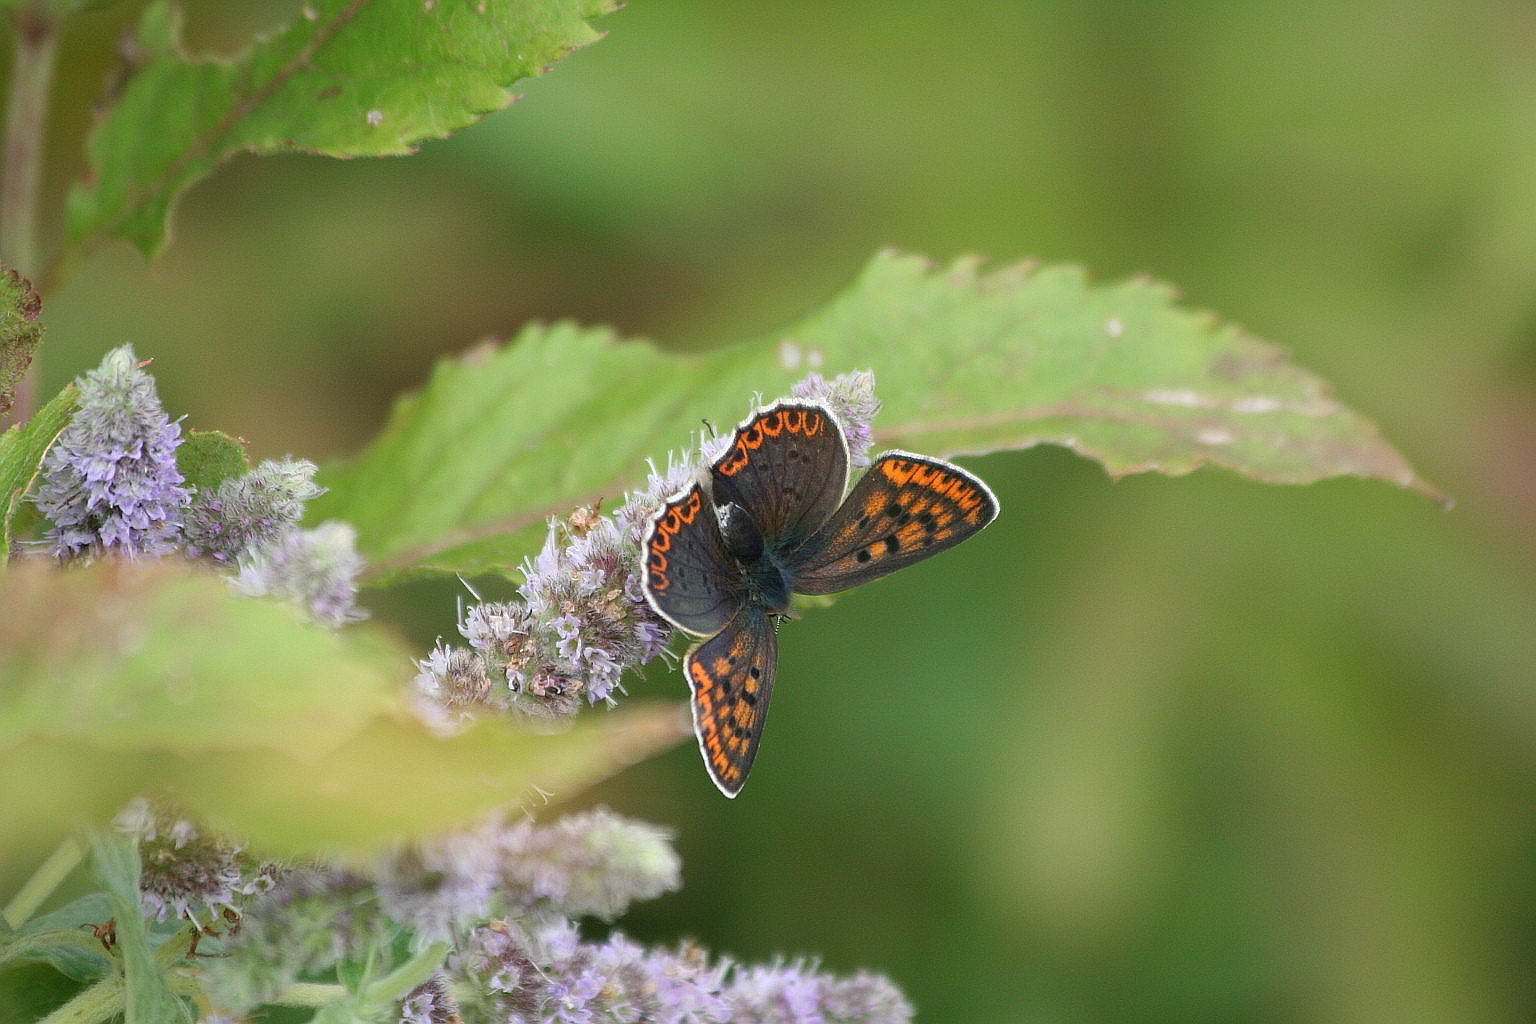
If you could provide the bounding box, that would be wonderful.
[710,401,849,552]
[685,603,778,797]
[790,450,999,595]
[641,481,745,636]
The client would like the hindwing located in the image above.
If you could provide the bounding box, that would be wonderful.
[789,450,999,595]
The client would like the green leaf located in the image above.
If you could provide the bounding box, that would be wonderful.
[1,896,115,986]
[0,267,44,416]
[0,560,688,857]
[1,897,117,991]
[88,831,192,1024]
[0,382,77,559]
[12,895,111,940]
[311,250,1442,585]
[0,560,398,761]
[359,940,450,1007]
[176,429,249,495]
[66,0,615,259]
[170,699,690,855]
[0,927,113,987]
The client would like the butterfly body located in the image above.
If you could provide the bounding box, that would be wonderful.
[717,502,795,614]
[641,400,998,796]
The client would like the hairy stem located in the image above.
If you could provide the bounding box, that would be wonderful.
[2,5,59,423]
[273,982,349,1006]
[37,974,125,1024]
[2,4,58,280]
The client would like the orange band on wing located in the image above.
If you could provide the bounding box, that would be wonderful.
[717,407,829,477]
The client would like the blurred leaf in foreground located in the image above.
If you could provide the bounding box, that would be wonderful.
[65,0,616,259]
[312,250,1443,584]
[0,560,688,858]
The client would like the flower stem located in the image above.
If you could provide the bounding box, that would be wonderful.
[2,4,59,281]
[273,982,349,1006]
[3,835,83,928]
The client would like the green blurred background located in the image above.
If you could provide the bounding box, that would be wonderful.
[22,1,1536,1021]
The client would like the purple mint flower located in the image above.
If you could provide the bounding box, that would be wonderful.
[113,797,243,928]
[459,917,911,1024]
[612,449,703,548]
[462,600,536,657]
[581,643,623,698]
[724,959,914,1024]
[647,944,734,1023]
[456,919,537,1002]
[792,369,882,470]
[34,344,190,559]
[400,973,461,1024]
[411,642,504,735]
[232,521,365,627]
[376,828,505,943]
[334,808,682,956]
[497,807,681,921]
[552,612,584,659]
[202,864,389,1011]
[183,457,323,563]
[467,921,724,1024]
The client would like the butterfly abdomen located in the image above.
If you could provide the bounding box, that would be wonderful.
[744,552,794,615]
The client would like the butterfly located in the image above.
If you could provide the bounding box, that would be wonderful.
[640,400,999,796]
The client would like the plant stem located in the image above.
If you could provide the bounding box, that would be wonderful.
[37,974,125,1024]
[274,981,349,1006]
[2,4,58,280]
[2,4,60,424]
[2,835,83,927]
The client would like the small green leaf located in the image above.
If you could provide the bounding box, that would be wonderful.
[176,429,249,495]
[0,928,113,986]
[66,0,616,259]
[0,560,689,857]
[361,940,450,1007]
[0,382,77,559]
[12,895,112,940]
[0,267,44,416]
[312,251,1442,585]
[89,831,192,1024]
[1,893,116,985]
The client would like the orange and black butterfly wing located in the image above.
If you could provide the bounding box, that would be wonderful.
[788,450,999,595]
[685,603,778,797]
[640,481,746,636]
[710,401,849,551]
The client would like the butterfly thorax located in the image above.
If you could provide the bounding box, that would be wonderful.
[718,501,794,615]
